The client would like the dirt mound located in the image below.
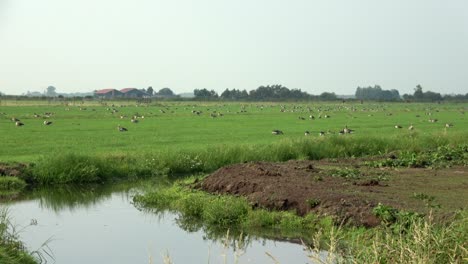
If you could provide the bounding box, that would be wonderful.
[0,163,27,177]
[200,160,467,227]
[200,160,379,226]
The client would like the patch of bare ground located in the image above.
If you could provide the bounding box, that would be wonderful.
[199,159,467,227]
[0,163,27,177]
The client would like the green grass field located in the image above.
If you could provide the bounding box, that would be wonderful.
[1,100,466,162]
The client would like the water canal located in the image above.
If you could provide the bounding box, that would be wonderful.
[5,183,317,263]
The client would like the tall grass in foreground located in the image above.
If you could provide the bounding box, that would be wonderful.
[0,208,37,264]
[308,211,468,264]
[27,134,466,184]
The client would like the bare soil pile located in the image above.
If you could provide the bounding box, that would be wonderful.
[200,159,467,227]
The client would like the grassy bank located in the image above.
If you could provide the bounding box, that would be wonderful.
[20,134,466,184]
[135,178,468,263]
[0,177,26,197]
[133,178,336,241]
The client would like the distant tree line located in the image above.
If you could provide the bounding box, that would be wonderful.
[400,85,467,102]
[402,85,442,102]
[355,85,400,101]
[3,84,467,102]
[193,85,339,101]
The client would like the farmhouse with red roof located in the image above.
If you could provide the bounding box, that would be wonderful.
[120,88,148,98]
[94,89,123,99]
[94,88,149,98]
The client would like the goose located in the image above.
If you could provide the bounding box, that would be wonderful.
[117,125,127,132]
[11,117,20,122]
[43,121,52,125]
[15,121,24,126]
[343,125,354,134]
[131,118,138,123]
[304,131,310,136]
[445,123,453,128]
[408,124,414,130]
[272,130,283,135]
[319,131,325,136]
[395,125,402,129]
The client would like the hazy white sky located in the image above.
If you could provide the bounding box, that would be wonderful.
[1,0,467,95]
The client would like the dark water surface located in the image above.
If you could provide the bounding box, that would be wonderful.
[5,183,316,263]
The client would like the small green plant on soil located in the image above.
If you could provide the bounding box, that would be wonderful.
[367,144,468,168]
[373,171,390,181]
[372,203,424,233]
[412,192,441,209]
[306,198,321,208]
[312,175,323,182]
[330,167,361,180]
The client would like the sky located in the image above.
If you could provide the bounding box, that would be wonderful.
[1,0,467,95]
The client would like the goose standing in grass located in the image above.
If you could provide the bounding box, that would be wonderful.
[304,131,310,136]
[131,118,139,123]
[43,120,52,125]
[408,124,414,130]
[319,131,325,136]
[445,123,453,128]
[11,117,19,122]
[395,125,402,129]
[117,125,128,132]
[272,130,283,135]
[341,125,354,134]
[15,121,24,126]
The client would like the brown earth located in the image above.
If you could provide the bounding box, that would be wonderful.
[199,159,468,227]
[0,163,27,177]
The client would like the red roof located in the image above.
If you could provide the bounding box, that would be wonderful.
[120,88,138,93]
[95,89,117,94]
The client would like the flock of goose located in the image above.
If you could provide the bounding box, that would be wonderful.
[3,103,460,136]
[10,114,53,127]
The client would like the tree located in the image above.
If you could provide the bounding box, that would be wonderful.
[147,86,154,96]
[319,92,338,100]
[46,86,57,97]
[158,88,174,96]
[194,88,218,99]
[414,85,424,99]
[355,85,400,101]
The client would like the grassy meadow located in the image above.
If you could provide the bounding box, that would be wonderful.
[1,100,466,162]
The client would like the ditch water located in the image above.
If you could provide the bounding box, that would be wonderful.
[5,182,320,264]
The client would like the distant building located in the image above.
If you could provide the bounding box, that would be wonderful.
[94,89,123,99]
[120,88,148,98]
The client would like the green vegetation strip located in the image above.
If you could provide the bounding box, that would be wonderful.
[134,178,468,263]
[22,136,467,185]
[133,178,335,238]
